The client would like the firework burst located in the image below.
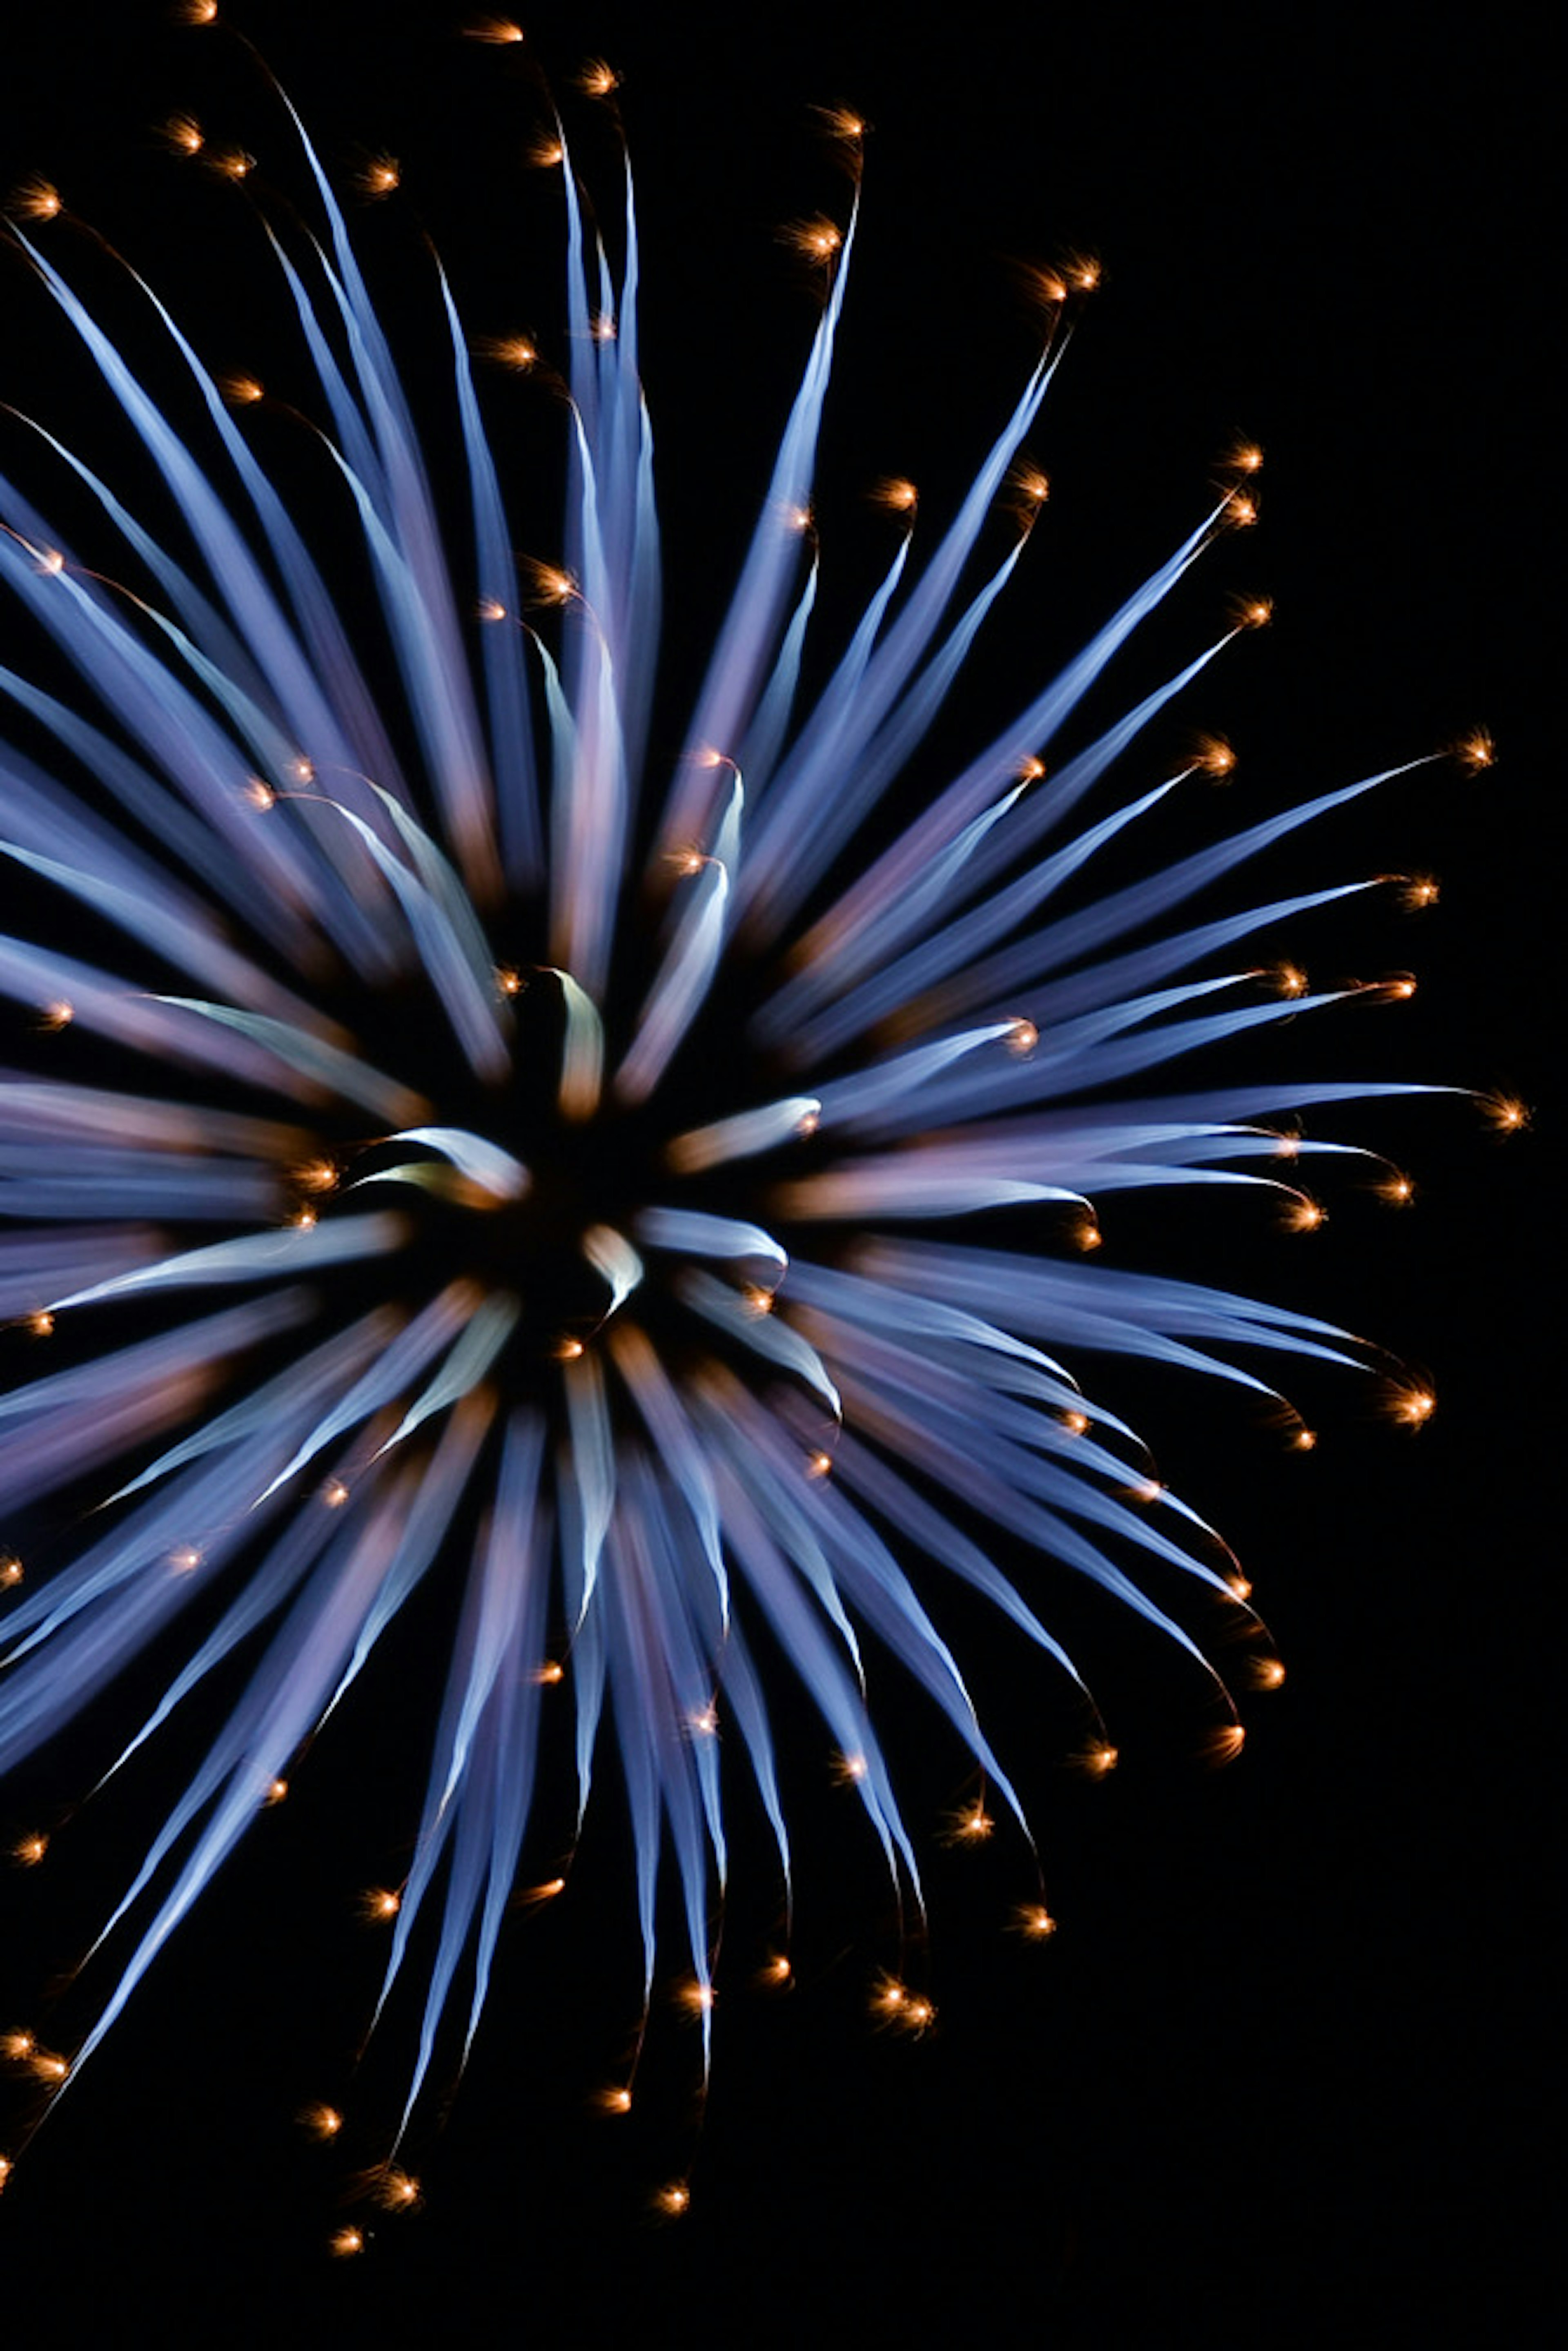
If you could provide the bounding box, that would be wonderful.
[0,20,1510,2215]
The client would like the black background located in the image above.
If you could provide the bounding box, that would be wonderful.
[0,1,1550,2339]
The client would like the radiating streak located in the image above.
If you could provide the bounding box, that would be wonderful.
[377,1413,547,2133]
[47,1211,406,1313]
[0,1292,310,1509]
[373,1293,520,1459]
[103,1311,397,1506]
[665,1094,822,1174]
[0,1072,303,1158]
[379,1127,529,1203]
[561,1348,615,1623]
[678,1268,842,1420]
[581,1225,644,1319]
[635,1208,788,1287]
[256,1280,481,1502]
[270,89,501,894]
[610,1324,729,1621]
[617,773,742,1103]
[148,994,423,1123]
[658,192,862,856]
[548,965,604,1121]
[436,263,541,884]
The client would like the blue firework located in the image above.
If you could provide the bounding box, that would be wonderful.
[0,33,1503,2195]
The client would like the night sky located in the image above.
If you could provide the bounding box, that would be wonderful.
[0,2,1549,2338]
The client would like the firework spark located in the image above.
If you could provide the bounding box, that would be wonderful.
[0,31,1498,2205]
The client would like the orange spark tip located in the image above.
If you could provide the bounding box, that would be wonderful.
[1006,1018,1038,1057]
[480,334,540,374]
[527,135,566,171]
[0,1554,22,1588]
[26,1310,54,1337]
[1061,1409,1089,1435]
[871,475,919,518]
[375,2167,422,2214]
[1395,873,1440,911]
[520,1876,566,1908]
[1232,593,1274,629]
[1221,438,1265,477]
[220,372,264,408]
[1228,1571,1253,1600]
[1453,727,1495,773]
[833,1750,868,1784]
[813,104,868,144]
[321,1477,350,1509]
[678,1979,716,2018]
[759,1953,793,1988]
[1080,1740,1119,1778]
[1015,1903,1058,1941]
[525,559,576,607]
[361,1888,401,1923]
[206,145,255,184]
[160,114,205,158]
[293,1157,339,1195]
[806,1448,834,1480]
[576,58,621,99]
[1480,1092,1528,1135]
[168,1545,203,1573]
[1290,1427,1318,1452]
[1016,753,1047,785]
[871,1976,936,2035]
[943,1802,994,1845]
[329,2226,365,2260]
[7,2035,68,2084]
[533,1659,565,1686]
[298,2102,343,2140]
[1192,734,1236,778]
[463,16,526,42]
[654,2182,691,2219]
[243,776,276,810]
[1385,1381,1436,1430]
[11,177,63,223]
[1010,466,1051,528]
[796,1106,821,1138]
[1225,489,1259,527]
[1205,1724,1247,1766]
[1073,1221,1102,1252]
[0,2154,11,2192]
[780,214,844,265]
[355,155,401,201]
[176,0,220,23]
[1283,1195,1325,1234]
[1375,1171,1416,1207]
[11,1833,47,1867]
[38,1000,74,1032]
[1252,1657,1287,1691]
[1271,963,1308,998]
[264,1777,288,1806]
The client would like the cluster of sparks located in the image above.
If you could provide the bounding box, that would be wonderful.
[0,16,1521,2240]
